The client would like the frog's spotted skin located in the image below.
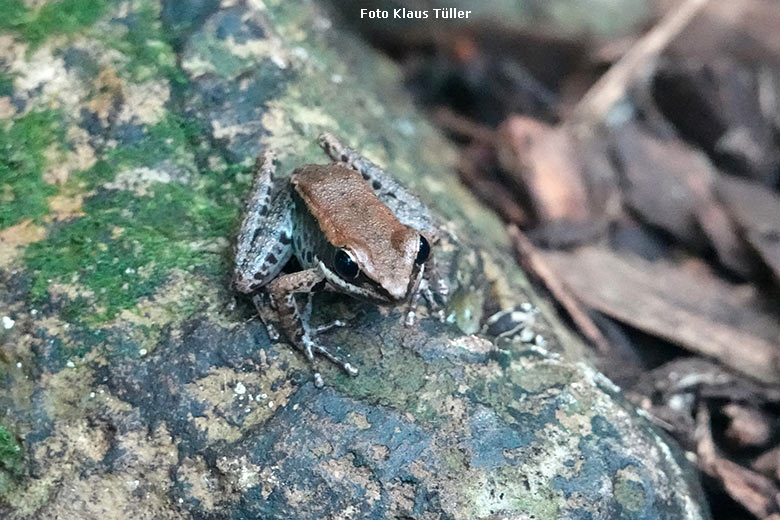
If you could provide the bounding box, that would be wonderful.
[232,134,448,386]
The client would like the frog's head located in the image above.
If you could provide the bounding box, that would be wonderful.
[320,229,431,304]
[293,163,433,304]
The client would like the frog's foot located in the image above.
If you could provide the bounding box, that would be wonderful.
[300,334,358,388]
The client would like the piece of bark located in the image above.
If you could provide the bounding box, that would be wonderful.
[543,246,780,384]
[717,175,780,286]
[496,116,619,246]
[497,116,592,225]
[653,59,780,186]
[610,121,753,276]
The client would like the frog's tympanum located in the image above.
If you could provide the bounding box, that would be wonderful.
[233,134,448,387]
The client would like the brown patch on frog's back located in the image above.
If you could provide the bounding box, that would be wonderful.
[291,164,410,251]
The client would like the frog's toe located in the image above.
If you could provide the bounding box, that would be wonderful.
[313,319,347,335]
[264,323,281,341]
[311,343,359,377]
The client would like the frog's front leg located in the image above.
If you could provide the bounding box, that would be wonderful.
[233,152,295,341]
[423,254,449,305]
[404,257,448,326]
[268,269,358,387]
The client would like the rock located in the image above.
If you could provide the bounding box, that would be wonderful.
[0,1,709,519]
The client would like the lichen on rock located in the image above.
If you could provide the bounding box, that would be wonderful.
[0,0,709,518]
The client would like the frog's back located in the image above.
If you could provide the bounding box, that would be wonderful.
[291,164,411,249]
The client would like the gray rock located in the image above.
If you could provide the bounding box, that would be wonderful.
[0,0,709,519]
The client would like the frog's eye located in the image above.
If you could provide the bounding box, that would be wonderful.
[415,236,430,265]
[334,249,359,279]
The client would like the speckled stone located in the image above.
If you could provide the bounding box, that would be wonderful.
[0,1,708,519]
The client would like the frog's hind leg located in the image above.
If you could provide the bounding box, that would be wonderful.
[233,152,294,294]
[318,133,393,188]
[268,269,358,387]
[300,295,347,335]
[252,292,280,341]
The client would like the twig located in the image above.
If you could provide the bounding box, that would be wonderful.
[569,0,709,129]
[431,107,496,143]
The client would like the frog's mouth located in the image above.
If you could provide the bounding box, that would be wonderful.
[318,260,421,305]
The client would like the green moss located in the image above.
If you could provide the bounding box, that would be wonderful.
[0,0,108,48]
[0,110,63,230]
[510,362,573,394]
[73,112,204,189]
[25,181,237,322]
[111,113,200,168]
[0,424,23,494]
[0,71,15,97]
[511,493,561,520]
[25,113,244,323]
[60,295,91,324]
[103,0,187,86]
[75,112,203,190]
[0,0,28,33]
[332,345,428,411]
[330,338,459,425]
[442,447,467,472]
[614,473,646,512]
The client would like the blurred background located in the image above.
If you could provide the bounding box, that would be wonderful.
[329,1,780,519]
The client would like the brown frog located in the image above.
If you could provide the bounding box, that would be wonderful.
[233,134,448,387]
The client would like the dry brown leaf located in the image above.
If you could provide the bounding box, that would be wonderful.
[717,176,780,285]
[610,121,752,276]
[542,246,780,384]
[753,447,780,482]
[497,116,594,225]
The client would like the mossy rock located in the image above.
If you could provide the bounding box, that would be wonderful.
[0,0,708,518]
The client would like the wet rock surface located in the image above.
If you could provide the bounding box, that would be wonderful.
[0,0,708,518]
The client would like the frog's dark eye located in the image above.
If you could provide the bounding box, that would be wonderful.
[334,249,359,279]
[415,236,430,265]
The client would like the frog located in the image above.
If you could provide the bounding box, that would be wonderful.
[232,133,448,387]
